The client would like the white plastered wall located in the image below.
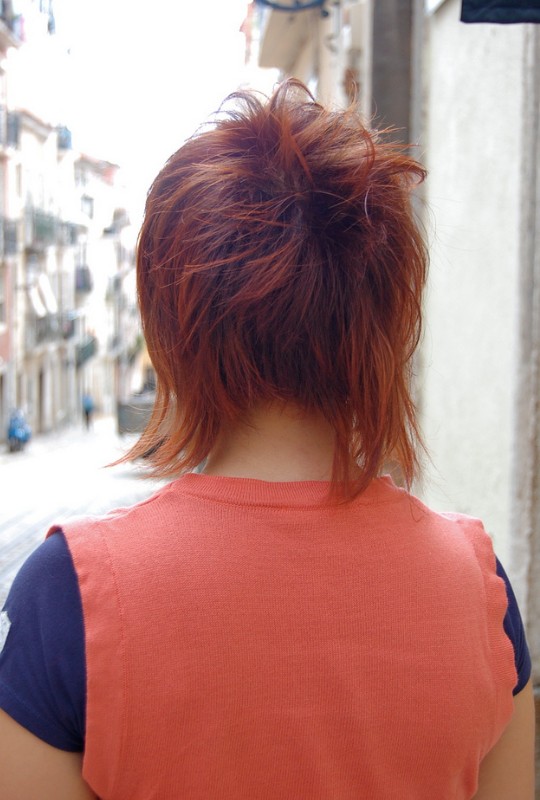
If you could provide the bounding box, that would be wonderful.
[417,0,526,568]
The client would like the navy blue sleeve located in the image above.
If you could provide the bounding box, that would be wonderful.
[0,531,86,752]
[0,538,530,754]
[496,558,531,695]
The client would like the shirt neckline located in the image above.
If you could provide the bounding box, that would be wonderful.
[171,472,402,509]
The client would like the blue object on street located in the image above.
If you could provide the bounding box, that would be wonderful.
[7,409,32,452]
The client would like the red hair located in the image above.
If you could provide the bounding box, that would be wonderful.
[127,79,428,499]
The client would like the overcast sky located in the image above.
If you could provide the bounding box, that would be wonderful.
[42,0,250,208]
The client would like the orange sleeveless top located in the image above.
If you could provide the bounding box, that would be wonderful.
[62,475,516,799]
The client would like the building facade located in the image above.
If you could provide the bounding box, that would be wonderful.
[0,0,140,440]
[0,5,21,446]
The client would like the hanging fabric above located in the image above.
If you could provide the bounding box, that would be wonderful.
[461,0,540,23]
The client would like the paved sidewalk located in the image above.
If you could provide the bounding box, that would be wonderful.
[0,416,164,606]
[0,413,165,518]
[1,413,135,466]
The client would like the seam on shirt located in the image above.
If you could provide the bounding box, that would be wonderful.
[95,525,130,797]
[176,488,406,511]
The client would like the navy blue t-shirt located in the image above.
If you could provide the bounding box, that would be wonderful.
[0,531,532,752]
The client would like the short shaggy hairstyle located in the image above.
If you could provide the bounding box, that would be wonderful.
[127,79,428,499]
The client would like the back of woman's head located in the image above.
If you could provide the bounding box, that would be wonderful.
[129,79,428,499]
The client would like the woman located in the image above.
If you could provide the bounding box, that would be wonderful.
[0,80,534,799]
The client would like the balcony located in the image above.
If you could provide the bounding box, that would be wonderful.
[75,264,93,294]
[0,105,6,147]
[76,335,98,368]
[0,10,21,52]
[57,221,80,247]
[258,5,315,71]
[61,312,77,340]
[25,207,57,249]
[127,333,144,365]
[6,111,19,147]
[0,217,19,256]
[25,313,61,350]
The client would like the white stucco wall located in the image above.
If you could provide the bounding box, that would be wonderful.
[417,0,526,565]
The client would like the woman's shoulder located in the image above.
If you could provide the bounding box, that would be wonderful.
[0,532,86,751]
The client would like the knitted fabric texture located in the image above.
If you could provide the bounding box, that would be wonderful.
[56,475,516,800]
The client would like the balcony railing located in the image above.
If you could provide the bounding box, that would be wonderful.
[76,335,98,368]
[0,217,19,256]
[0,105,6,147]
[0,9,22,49]
[6,111,19,148]
[61,312,76,340]
[25,207,57,248]
[75,265,93,294]
[23,210,81,250]
[57,221,79,246]
[4,218,18,254]
[25,313,62,350]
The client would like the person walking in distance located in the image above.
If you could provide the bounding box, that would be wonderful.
[0,80,534,799]
[82,392,94,430]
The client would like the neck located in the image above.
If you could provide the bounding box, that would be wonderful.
[203,403,343,482]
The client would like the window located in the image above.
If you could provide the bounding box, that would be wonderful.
[81,194,94,219]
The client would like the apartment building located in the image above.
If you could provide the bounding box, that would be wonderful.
[0,0,140,438]
[73,153,139,417]
[0,4,20,444]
